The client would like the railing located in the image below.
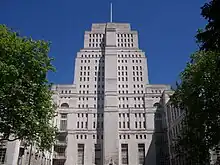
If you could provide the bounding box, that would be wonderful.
[55,140,67,146]
[53,152,66,159]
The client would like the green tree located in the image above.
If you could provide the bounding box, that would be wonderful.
[172,51,220,164]
[171,1,220,164]
[0,25,56,151]
[196,0,220,51]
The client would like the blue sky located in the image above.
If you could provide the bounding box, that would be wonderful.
[0,0,207,86]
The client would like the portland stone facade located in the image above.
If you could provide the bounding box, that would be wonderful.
[51,23,171,165]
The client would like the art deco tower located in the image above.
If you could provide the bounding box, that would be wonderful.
[52,22,170,165]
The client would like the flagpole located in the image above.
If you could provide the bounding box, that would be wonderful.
[110,3,113,22]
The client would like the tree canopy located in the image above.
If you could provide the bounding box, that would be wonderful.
[171,0,220,164]
[196,0,220,51]
[0,25,56,150]
[172,51,220,164]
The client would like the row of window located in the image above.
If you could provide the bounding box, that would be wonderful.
[77,121,88,129]
[59,89,162,96]
[79,77,105,82]
[80,66,90,70]
[59,123,147,132]
[60,113,146,118]
[119,134,147,140]
[78,104,104,108]
[119,113,145,118]
[117,43,134,47]
[76,143,145,165]
[66,121,146,130]
[77,113,104,118]
[118,71,128,76]
[78,96,144,102]
[118,77,128,81]
[117,38,134,42]
[80,59,104,63]
[80,71,105,76]
[79,53,143,58]
[118,90,129,94]
[89,33,104,37]
[151,89,162,93]
[118,104,144,108]
[60,96,71,99]
[77,103,146,109]
[60,90,72,94]
[60,113,146,119]
[88,43,104,47]
[132,71,143,76]
[118,54,142,58]
[135,121,146,129]
[75,134,147,140]
[89,38,103,42]
[65,101,158,109]
[121,143,145,165]
[118,84,129,88]
[118,90,144,94]
[118,97,143,101]
[80,54,102,58]
[79,77,107,82]
[133,90,144,93]
[119,121,146,129]
[79,65,142,71]
[78,90,89,94]
[76,134,104,140]
[118,59,144,64]
[133,77,144,82]
[118,59,143,64]
[118,76,144,82]
[117,33,134,38]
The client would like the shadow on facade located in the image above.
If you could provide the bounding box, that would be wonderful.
[95,37,105,165]
[144,101,170,165]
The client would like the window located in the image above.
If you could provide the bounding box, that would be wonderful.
[60,120,67,131]
[138,144,145,164]
[61,103,69,108]
[121,144,129,164]
[81,122,83,128]
[95,144,101,165]
[0,149,6,164]
[61,113,67,119]
[77,144,85,165]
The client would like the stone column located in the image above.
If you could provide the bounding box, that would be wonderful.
[103,23,119,165]
[6,140,20,165]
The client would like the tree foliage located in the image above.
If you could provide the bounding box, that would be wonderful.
[171,0,220,164]
[171,51,220,164]
[196,0,220,51]
[0,25,56,151]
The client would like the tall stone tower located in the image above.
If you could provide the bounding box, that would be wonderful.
[52,22,170,165]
